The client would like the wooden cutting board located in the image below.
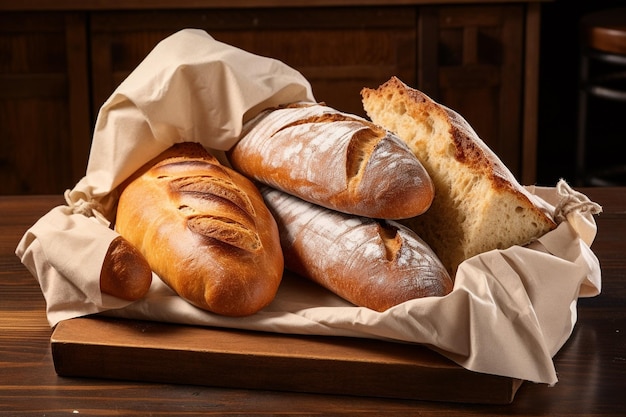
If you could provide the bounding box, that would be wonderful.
[51,317,522,404]
[51,316,523,404]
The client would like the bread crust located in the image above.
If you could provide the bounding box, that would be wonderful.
[261,186,453,312]
[115,142,284,316]
[100,235,153,301]
[228,103,434,220]
[361,77,556,276]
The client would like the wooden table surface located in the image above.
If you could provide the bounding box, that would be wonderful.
[1,187,625,416]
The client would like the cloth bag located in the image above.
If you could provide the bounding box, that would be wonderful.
[16,29,602,386]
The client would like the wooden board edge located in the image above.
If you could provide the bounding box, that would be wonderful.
[51,316,523,404]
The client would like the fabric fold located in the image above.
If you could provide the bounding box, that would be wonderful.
[15,28,601,386]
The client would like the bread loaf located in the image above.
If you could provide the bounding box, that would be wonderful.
[228,102,434,220]
[100,235,153,301]
[361,77,556,276]
[115,142,284,316]
[260,186,453,312]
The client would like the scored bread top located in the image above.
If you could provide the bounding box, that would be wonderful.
[115,142,284,316]
[150,156,261,252]
[361,77,556,276]
[228,102,435,220]
[261,186,453,311]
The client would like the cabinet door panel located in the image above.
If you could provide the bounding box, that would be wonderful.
[90,8,416,119]
[419,5,524,179]
[0,13,89,195]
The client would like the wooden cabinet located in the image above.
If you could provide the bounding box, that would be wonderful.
[0,1,544,195]
[0,12,91,194]
[89,7,418,120]
[419,5,528,179]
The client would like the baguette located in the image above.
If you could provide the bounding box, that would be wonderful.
[115,142,284,316]
[361,76,557,276]
[228,102,434,220]
[261,186,453,312]
[100,235,153,301]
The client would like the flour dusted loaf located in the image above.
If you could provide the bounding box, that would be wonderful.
[115,142,284,316]
[361,77,556,276]
[261,186,453,312]
[228,102,434,220]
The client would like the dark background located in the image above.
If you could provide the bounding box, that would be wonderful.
[536,0,626,186]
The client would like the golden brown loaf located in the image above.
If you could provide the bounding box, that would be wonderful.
[115,142,284,316]
[261,186,453,312]
[361,76,557,276]
[228,102,434,220]
[100,235,153,301]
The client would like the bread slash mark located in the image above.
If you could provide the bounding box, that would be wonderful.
[170,175,257,218]
[275,112,385,186]
[187,215,261,252]
[377,222,401,262]
[346,126,383,185]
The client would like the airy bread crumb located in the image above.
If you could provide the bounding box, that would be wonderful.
[361,77,556,276]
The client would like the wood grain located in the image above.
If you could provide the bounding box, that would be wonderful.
[1,0,545,195]
[0,0,551,12]
[89,7,417,118]
[1,187,624,415]
[51,316,522,404]
[0,14,83,195]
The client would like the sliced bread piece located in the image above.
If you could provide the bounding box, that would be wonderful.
[361,76,556,276]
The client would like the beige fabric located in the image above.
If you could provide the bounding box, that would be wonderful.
[16,29,601,386]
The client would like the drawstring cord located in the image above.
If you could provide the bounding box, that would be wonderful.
[64,189,111,226]
[553,179,603,223]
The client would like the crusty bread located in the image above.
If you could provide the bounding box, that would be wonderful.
[228,102,434,220]
[361,76,556,276]
[100,236,153,301]
[115,142,284,316]
[261,186,453,312]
